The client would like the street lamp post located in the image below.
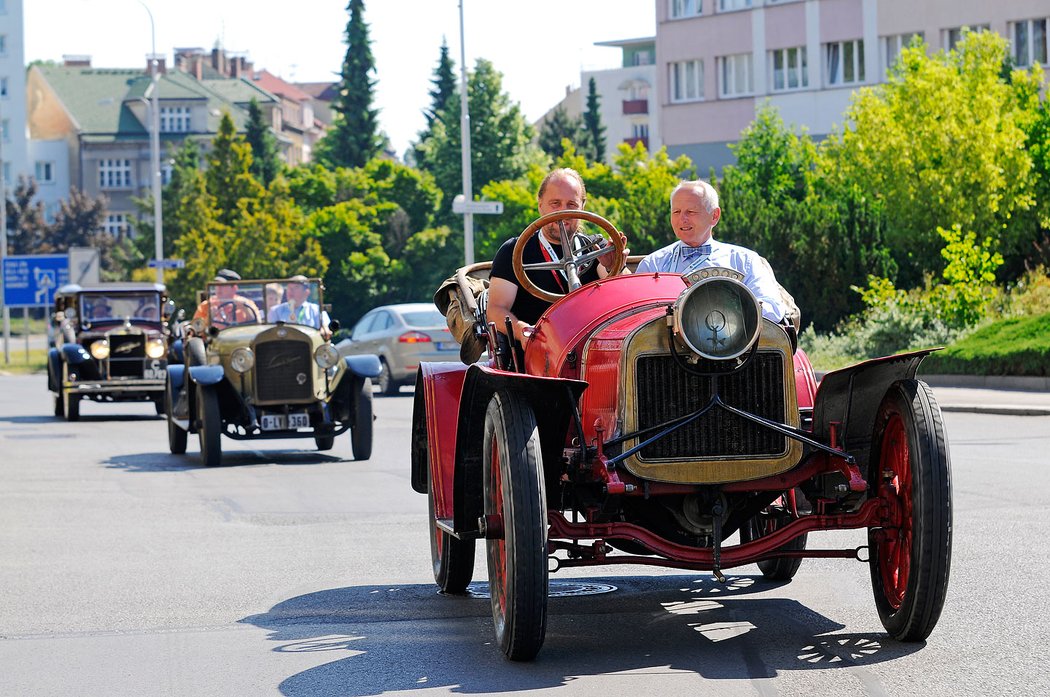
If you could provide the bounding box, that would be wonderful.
[140,2,164,284]
[458,0,474,265]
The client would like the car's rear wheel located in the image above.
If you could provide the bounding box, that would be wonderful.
[483,389,547,661]
[739,500,807,581]
[62,363,80,422]
[426,422,475,593]
[197,384,222,467]
[166,374,187,455]
[153,395,165,415]
[377,359,399,396]
[869,379,952,642]
[351,377,374,460]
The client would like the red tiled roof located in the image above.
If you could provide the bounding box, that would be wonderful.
[251,69,311,101]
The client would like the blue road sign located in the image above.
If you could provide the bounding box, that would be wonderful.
[147,258,185,269]
[2,254,70,308]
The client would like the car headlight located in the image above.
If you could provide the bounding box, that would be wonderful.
[145,338,167,359]
[90,339,110,359]
[230,347,255,373]
[671,276,761,361]
[314,343,341,369]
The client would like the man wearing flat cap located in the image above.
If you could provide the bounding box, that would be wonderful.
[268,275,330,337]
[192,269,261,329]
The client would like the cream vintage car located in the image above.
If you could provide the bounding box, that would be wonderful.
[164,277,380,467]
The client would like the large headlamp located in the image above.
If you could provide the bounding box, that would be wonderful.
[671,274,762,361]
[90,339,110,359]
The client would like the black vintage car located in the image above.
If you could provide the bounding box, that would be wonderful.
[48,283,174,420]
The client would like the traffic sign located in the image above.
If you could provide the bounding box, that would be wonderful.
[2,254,70,308]
[147,258,185,269]
[452,196,504,215]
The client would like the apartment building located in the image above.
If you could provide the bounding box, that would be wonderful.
[27,59,278,232]
[657,0,1050,174]
[1,0,29,195]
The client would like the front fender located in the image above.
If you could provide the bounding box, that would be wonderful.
[344,354,382,379]
[170,338,184,364]
[412,362,468,501]
[451,364,587,536]
[813,348,939,474]
[61,343,91,365]
[187,365,226,386]
[167,364,186,392]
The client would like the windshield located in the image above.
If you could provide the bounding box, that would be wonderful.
[81,293,161,323]
[203,279,326,330]
[402,310,445,327]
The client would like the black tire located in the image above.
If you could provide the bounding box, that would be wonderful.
[351,377,374,460]
[197,384,222,467]
[427,429,475,593]
[315,435,335,451]
[868,379,952,642]
[153,395,166,415]
[54,393,64,418]
[62,363,80,422]
[166,374,187,455]
[483,389,548,661]
[377,359,399,396]
[739,503,808,581]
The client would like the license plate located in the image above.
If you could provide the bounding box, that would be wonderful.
[261,412,310,430]
[436,342,457,351]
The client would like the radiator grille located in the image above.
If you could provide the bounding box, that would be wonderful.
[108,335,146,378]
[635,353,786,459]
[255,340,313,402]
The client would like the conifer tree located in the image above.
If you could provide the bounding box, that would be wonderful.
[245,98,281,186]
[582,77,607,163]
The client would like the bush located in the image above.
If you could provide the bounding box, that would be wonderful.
[922,312,1050,375]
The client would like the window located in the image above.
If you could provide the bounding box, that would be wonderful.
[1,118,8,143]
[1012,18,1048,68]
[670,0,701,19]
[669,59,704,102]
[632,123,650,140]
[825,39,865,86]
[770,46,808,91]
[718,0,752,11]
[161,161,174,186]
[35,161,55,184]
[98,159,133,189]
[944,25,989,51]
[102,214,128,237]
[882,32,924,72]
[633,51,652,66]
[0,76,6,98]
[0,35,6,56]
[719,53,754,97]
[160,106,191,133]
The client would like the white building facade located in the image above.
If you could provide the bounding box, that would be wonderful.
[656,0,1050,174]
[0,0,29,198]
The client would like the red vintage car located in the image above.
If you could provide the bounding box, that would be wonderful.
[411,210,952,661]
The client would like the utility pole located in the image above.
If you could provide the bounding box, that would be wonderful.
[0,96,9,364]
[458,0,474,265]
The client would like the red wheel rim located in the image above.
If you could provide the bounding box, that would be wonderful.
[488,434,508,620]
[877,413,913,610]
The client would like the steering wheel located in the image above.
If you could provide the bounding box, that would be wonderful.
[512,210,626,303]
[215,300,258,326]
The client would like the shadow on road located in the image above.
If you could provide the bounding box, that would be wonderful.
[241,575,922,696]
[104,450,349,472]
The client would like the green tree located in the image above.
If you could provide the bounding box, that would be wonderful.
[46,188,130,280]
[412,39,457,166]
[206,112,266,229]
[315,0,381,168]
[824,31,1040,287]
[538,107,583,160]
[416,58,546,237]
[245,98,281,186]
[582,77,607,163]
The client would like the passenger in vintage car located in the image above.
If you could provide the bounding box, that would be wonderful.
[638,179,789,323]
[191,269,261,329]
[486,167,629,350]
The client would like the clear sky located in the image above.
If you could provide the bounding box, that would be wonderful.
[24,0,656,157]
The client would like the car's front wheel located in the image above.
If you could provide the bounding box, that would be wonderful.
[197,385,222,467]
[868,379,952,642]
[483,389,548,661]
[351,377,374,460]
[377,359,399,396]
[166,375,187,455]
[62,363,80,422]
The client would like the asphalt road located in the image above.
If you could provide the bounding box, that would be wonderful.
[1,374,1048,696]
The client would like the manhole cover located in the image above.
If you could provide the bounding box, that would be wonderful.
[462,580,618,599]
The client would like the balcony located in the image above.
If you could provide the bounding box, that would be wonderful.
[623,136,649,149]
[622,99,649,115]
